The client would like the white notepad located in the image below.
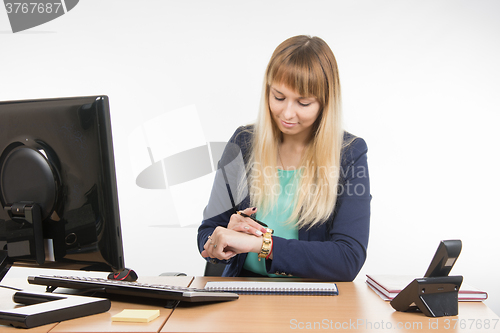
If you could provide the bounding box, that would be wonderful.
[204,281,338,295]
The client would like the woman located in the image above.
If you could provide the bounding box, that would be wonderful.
[197,35,370,281]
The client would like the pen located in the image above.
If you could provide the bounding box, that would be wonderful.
[237,211,269,228]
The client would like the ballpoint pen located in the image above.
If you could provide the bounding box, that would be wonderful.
[237,211,269,228]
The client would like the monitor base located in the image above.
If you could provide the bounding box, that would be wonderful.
[0,290,110,328]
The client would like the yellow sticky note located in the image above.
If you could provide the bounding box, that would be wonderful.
[111,309,160,323]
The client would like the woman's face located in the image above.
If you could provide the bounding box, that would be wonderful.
[269,83,321,141]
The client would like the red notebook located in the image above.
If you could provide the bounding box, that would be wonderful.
[366,274,488,302]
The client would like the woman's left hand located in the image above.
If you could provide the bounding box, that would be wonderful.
[201,226,262,260]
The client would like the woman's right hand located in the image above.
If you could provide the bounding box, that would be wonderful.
[227,207,267,236]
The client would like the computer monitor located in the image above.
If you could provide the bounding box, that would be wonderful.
[0,95,125,282]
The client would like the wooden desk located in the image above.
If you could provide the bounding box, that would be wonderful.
[161,277,500,333]
[1,276,499,332]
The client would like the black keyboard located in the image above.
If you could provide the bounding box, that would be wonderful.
[27,275,239,303]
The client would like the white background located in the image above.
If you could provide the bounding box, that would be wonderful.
[1,0,499,316]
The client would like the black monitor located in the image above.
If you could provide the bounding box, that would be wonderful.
[0,95,125,282]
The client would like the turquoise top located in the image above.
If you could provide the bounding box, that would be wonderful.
[243,169,299,277]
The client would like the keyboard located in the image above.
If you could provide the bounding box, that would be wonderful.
[27,275,239,303]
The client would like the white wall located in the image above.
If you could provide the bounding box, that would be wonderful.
[1,0,499,316]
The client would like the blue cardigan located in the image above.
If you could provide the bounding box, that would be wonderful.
[197,126,371,281]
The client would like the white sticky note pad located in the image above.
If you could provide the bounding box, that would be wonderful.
[111,309,160,323]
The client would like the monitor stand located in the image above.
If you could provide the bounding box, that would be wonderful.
[4,202,45,265]
[0,290,111,328]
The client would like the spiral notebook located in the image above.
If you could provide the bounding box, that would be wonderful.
[204,281,338,295]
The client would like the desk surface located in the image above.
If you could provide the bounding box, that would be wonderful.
[1,276,499,333]
[163,277,500,333]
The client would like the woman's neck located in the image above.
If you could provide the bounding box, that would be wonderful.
[278,136,310,170]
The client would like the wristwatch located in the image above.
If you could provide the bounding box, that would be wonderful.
[258,228,273,261]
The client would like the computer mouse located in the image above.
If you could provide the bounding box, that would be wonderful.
[108,268,138,282]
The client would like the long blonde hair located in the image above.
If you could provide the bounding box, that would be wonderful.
[248,35,345,229]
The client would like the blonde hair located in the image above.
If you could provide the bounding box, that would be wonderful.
[248,35,345,229]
